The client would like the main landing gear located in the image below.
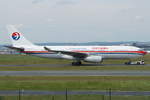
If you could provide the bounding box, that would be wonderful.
[72,61,82,66]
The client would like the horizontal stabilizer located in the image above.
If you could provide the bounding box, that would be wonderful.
[5,45,24,51]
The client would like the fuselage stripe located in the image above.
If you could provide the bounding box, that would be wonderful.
[22,51,146,55]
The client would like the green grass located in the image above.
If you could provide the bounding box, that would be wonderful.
[0,55,150,99]
[0,76,150,99]
[0,54,70,64]
[0,55,149,100]
[2,95,150,100]
[0,54,149,65]
[0,54,150,71]
[0,65,150,71]
[0,76,150,91]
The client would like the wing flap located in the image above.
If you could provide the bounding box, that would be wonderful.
[5,45,24,51]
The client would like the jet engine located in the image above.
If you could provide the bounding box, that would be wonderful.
[84,56,103,63]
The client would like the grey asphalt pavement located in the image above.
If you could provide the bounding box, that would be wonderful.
[0,70,150,76]
[0,64,149,67]
[1,90,150,96]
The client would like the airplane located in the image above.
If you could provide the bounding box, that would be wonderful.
[6,25,147,65]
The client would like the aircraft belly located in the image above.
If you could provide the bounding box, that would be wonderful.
[31,54,61,59]
[93,54,142,59]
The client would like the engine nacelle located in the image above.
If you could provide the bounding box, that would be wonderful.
[61,54,75,60]
[84,56,103,63]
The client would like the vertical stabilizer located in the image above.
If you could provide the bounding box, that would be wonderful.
[6,25,35,47]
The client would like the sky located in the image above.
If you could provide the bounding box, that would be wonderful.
[1,0,150,44]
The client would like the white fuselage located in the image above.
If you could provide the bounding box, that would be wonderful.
[21,45,147,60]
[7,25,147,64]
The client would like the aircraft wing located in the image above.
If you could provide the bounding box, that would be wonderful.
[5,46,24,51]
[44,47,87,58]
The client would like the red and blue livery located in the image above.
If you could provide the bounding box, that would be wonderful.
[12,32,20,40]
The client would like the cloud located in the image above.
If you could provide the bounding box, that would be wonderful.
[32,0,77,5]
[1,0,150,44]
[10,24,23,29]
[135,16,144,22]
[32,0,47,4]
[56,0,77,5]
[47,18,55,22]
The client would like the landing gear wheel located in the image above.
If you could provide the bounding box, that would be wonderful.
[124,61,131,65]
[72,61,82,66]
[137,62,140,65]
